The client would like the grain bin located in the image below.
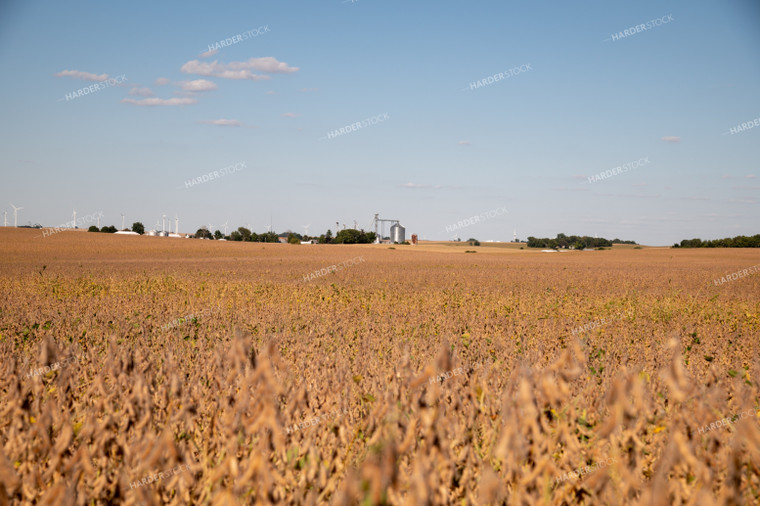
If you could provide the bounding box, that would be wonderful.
[390,223,405,243]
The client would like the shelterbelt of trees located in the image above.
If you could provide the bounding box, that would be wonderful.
[526,233,637,249]
[673,234,760,248]
[217,227,378,244]
[86,223,379,244]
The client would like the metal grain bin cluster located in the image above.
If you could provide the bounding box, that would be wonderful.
[390,223,405,244]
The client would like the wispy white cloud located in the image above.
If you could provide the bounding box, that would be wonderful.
[399,182,459,190]
[300,88,319,93]
[198,119,242,127]
[180,57,298,80]
[703,213,743,218]
[281,112,297,118]
[121,97,197,107]
[661,136,681,142]
[585,215,692,225]
[595,191,662,199]
[553,186,592,192]
[179,79,218,92]
[55,70,108,81]
[458,140,471,146]
[155,77,170,86]
[128,87,154,97]
[401,182,435,189]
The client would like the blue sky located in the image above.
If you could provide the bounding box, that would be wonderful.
[0,0,758,245]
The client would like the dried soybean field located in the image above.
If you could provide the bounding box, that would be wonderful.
[1,228,759,505]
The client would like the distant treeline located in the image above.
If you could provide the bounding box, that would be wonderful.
[527,234,637,249]
[225,228,280,242]
[322,229,377,244]
[673,234,760,248]
[225,227,377,244]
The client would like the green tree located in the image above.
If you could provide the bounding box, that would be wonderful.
[526,236,543,248]
[237,227,252,241]
[88,226,99,232]
[195,228,212,239]
[319,229,334,244]
[674,234,760,248]
[132,222,145,235]
[334,229,376,244]
[334,229,363,244]
[259,232,279,243]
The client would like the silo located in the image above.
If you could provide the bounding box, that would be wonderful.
[390,223,405,243]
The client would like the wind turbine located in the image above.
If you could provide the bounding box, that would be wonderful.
[3,210,7,227]
[222,221,229,235]
[302,224,310,236]
[9,203,22,227]
[71,209,77,228]
[97,214,101,228]
[162,214,167,233]
[175,216,179,234]
[121,213,126,230]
